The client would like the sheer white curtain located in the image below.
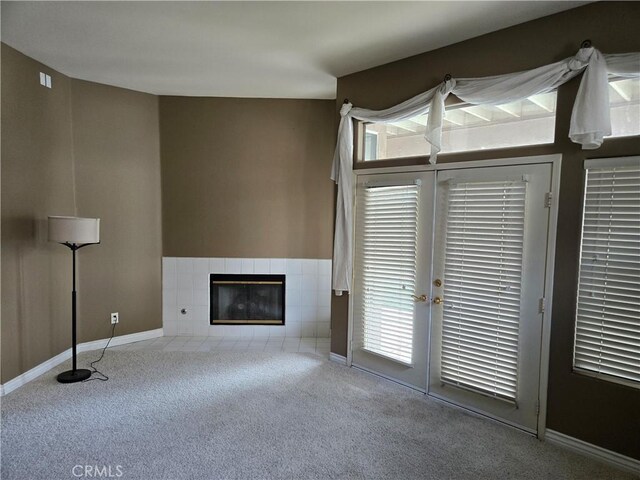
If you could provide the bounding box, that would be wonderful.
[331,46,640,293]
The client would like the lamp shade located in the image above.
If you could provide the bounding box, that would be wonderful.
[48,216,100,244]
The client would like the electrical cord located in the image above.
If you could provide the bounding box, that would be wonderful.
[83,322,116,382]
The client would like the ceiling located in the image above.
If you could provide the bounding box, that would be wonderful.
[1,1,589,99]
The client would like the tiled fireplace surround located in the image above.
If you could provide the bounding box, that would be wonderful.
[163,257,332,338]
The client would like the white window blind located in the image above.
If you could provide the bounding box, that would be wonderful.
[440,180,527,401]
[355,183,420,365]
[574,159,640,385]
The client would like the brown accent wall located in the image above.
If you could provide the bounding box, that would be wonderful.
[70,79,162,342]
[1,45,163,383]
[333,2,640,458]
[1,44,76,383]
[159,97,335,259]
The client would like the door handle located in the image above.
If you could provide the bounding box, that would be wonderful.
[432,296,444,305]
[412,294,428,302]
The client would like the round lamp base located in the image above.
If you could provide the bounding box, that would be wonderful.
[57,369,91,383]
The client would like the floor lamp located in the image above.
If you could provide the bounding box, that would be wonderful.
[48,216,100,384]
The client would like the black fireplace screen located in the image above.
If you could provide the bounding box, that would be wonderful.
[210,274,285,325]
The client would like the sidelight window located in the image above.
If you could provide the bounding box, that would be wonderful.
[574,157,640,387]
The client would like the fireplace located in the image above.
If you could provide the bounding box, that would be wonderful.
[210,274,285,325]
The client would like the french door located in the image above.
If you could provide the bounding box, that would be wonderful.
[350,161,553,432]
[429,163,552,432]
[351,171,435,391]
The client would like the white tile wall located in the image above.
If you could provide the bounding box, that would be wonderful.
[163,257,332,338]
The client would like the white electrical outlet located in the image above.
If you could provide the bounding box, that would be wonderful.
[110,312,119,324]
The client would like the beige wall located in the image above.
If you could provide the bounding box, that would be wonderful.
[70,79,162,342]
[1,45,163,383]
[1,44,77,383]
[159,97,335,259]
[333,1,640,459]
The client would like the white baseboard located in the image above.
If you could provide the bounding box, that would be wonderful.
[76,328,163,353]
[545,429,640,475]
[329,352,347,365]
[0,328,163,397]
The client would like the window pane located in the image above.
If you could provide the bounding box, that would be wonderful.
[439,180,527,401]
[355,184,420,365]
[363,92,557,161]
[364,131,378,161]
[608,78,640,139]
[365,115,430,160]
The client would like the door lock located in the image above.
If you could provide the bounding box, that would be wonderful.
[432,296,444,305]
[411,294,428,302]
[433,278,442,287]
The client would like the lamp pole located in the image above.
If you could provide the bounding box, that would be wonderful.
[57,242,92,383]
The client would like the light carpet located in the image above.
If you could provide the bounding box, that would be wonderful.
[1,351,633,480]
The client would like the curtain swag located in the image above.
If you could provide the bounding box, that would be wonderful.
[330,46,640,293]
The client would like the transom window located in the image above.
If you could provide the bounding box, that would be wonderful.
[362,92,557,161]
[360,77,639,162]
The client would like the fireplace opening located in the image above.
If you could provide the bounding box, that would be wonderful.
[210,274,285,325]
